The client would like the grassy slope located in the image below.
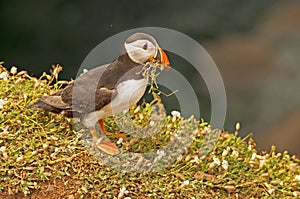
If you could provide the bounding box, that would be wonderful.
[0,62,300,199]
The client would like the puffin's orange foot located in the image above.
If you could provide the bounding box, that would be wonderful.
[98,119,127,139]
[96,138,119,155]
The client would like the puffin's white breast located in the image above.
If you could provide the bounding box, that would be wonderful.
[82,78,147,128]
[108,78,147,115]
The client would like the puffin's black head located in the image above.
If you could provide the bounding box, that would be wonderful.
[123,33,170,68]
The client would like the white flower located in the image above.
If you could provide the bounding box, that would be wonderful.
[149,120,155,126]
[171,110,181,117]
[117,138,123,145]
[118,187,127,199]
[222,160,229,170]
[0,99,8,109]
[280,181,283,186]
[16,156,24,163]
[42,143,49,149]
[0,71,8,80]
[10,66,17,75]
[231,150,239,158]
[0,146,6,153]
[210,157,221,168]
[295,175,300,183]
[179,180,189,188]
[80,69,89,76]
[183,180,189,185]
[222,147,230,157]
[259,156,266,168]
[268,188,275,194]
[250,152,256,160]
[194,156,199,163]
[83,69,88,73]
[293,191,299,197]
[156,149,165,155]
[213,157,221,165]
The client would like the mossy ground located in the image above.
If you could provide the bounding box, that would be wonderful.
[0,62,300,198]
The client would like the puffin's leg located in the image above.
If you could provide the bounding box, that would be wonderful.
[98,119,127,139]
[90,127,119,155]
[98,119,108,135]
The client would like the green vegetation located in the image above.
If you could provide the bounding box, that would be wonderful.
[0,62,299,198]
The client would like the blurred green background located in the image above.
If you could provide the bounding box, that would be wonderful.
[1,0,300,156]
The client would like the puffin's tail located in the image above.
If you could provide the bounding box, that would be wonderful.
[28,98,63,114]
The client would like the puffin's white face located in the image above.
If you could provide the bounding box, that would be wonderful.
[124,39,157,64]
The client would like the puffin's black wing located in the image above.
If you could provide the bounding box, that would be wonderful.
[29,63,116,116]
[59,64,116,114]
[29,54,143,116]
[59,56,143,113]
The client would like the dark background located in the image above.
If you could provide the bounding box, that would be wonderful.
[1,0,300,156]
[0,0,273,76]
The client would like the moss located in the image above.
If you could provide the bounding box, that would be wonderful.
[0,62,299,198]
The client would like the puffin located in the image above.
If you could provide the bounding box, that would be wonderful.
[29,33,170,155]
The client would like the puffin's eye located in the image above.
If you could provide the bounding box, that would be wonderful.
[142,43,148,50]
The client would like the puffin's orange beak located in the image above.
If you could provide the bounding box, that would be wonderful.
[158,47,170,68]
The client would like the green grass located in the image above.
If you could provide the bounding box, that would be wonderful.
[0,62,300,198]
